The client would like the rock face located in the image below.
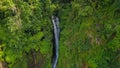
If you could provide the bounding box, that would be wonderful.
[0,62,3,68]
[0,62,7,68]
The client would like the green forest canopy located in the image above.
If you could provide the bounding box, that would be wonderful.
[0,0,120,68]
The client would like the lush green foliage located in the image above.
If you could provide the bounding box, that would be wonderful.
[0,0,120,68]
[0,0,55,68]
[58,0,120,68]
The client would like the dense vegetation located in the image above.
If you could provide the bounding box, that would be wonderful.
[0,0,120,68]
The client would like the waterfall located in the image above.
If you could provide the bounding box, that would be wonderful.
[52,16,60,68]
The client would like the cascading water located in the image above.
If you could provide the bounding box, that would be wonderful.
[52,16,60,68]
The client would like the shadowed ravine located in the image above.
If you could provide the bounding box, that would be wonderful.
[52,16,60,68]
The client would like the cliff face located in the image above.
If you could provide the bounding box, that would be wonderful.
[0,0,120,68]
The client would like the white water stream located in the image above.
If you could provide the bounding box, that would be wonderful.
[52,16,60,68]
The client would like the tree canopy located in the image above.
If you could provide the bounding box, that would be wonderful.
[0,0,120,68]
